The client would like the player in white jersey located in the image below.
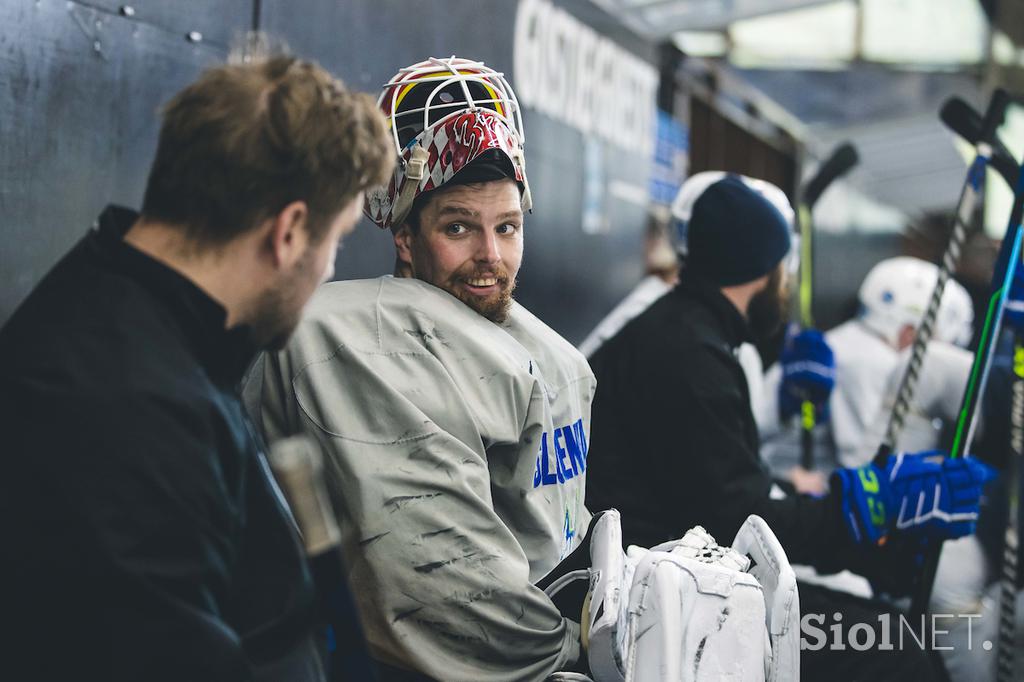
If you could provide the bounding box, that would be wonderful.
[247,57,593,681]
[762,256,975,473]
[761,256,981,624]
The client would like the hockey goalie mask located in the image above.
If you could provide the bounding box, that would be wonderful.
[365,56,532,230]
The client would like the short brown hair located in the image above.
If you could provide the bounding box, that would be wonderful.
[142,53,393,245]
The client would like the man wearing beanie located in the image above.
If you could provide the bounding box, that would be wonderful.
[586,174,993,679]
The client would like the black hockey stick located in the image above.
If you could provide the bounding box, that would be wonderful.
[950,163,1024,681]
[1000,252,1024,682]
[943,100,1020,461]
[900,92,1017,626]
[873,89,1010,472]
[796,142,859,470]
[980,162,1024,682]
[940,97,1019,190]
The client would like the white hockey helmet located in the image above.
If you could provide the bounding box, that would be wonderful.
[858,256,973,348]
[670,171,799,276]
[364,56,531,231]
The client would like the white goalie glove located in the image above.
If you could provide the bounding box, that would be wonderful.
[579,510,800,682]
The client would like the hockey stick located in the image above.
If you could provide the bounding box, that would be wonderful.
[999,261,1024,682]
[951,174,1023,461]
[937,97,1022,460]
[940,97,1020,194]
[873,89,1010,472]
[904,100,1020,626]
[902,162,1024,636]
[796,142,859,470]
[980,163,1024,682]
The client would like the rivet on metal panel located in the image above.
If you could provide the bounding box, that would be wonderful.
[186,31,203,44]
[119,6,135,17]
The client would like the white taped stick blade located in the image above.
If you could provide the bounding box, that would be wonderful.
[267,435,341,556]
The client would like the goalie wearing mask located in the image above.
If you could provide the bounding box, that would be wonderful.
[248,56,595,680]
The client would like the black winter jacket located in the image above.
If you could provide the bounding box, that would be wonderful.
[587,274,866,574]
[0,207,328,680]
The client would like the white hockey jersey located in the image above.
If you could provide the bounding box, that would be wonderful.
[762,319,899,470]
[249,276,594,681]
[861,339,974,463]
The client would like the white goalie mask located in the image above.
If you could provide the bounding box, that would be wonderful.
[364,56,532,231]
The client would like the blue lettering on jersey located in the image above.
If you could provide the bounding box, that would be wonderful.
[565,420,587,474]
[533,434,558,487]
[533,418,588,488]
[554,429,573,480]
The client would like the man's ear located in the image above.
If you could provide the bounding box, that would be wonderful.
[393,223,414,268]
[268,201,310,269]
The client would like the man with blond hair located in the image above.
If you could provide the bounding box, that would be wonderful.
[0,50,392,680]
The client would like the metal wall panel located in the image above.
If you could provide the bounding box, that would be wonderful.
[77,0,252,48]
[0,0,236,324]
[2,0,655,344]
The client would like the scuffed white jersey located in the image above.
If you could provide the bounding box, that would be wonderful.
[760,319,897,473]
[738,341,775,437]
[861,340,974,463]
[826,320,900,468]
[249,276,594,681]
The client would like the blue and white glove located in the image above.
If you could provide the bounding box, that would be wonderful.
[778,327,835,423]
[833,450,997,546]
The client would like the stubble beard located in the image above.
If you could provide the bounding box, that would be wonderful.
[250,247,318,351]
[443,265,516,324]
[747,268,789,344]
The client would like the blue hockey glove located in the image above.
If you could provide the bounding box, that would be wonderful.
[778,327,835,423]
[833,450,997,546]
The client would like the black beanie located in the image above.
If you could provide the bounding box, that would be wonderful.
[685,175,791,286]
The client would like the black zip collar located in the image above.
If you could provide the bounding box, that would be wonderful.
[92,205,258,387]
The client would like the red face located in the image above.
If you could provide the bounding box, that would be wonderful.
[396,178,523,323]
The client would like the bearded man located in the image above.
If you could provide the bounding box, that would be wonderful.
[248,57,595,681]
[586,174,993,681]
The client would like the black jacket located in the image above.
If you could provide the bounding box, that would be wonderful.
[0,207,323,680]
[587,274,866,574]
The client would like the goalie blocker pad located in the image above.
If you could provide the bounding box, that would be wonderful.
[585,511,800,682]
